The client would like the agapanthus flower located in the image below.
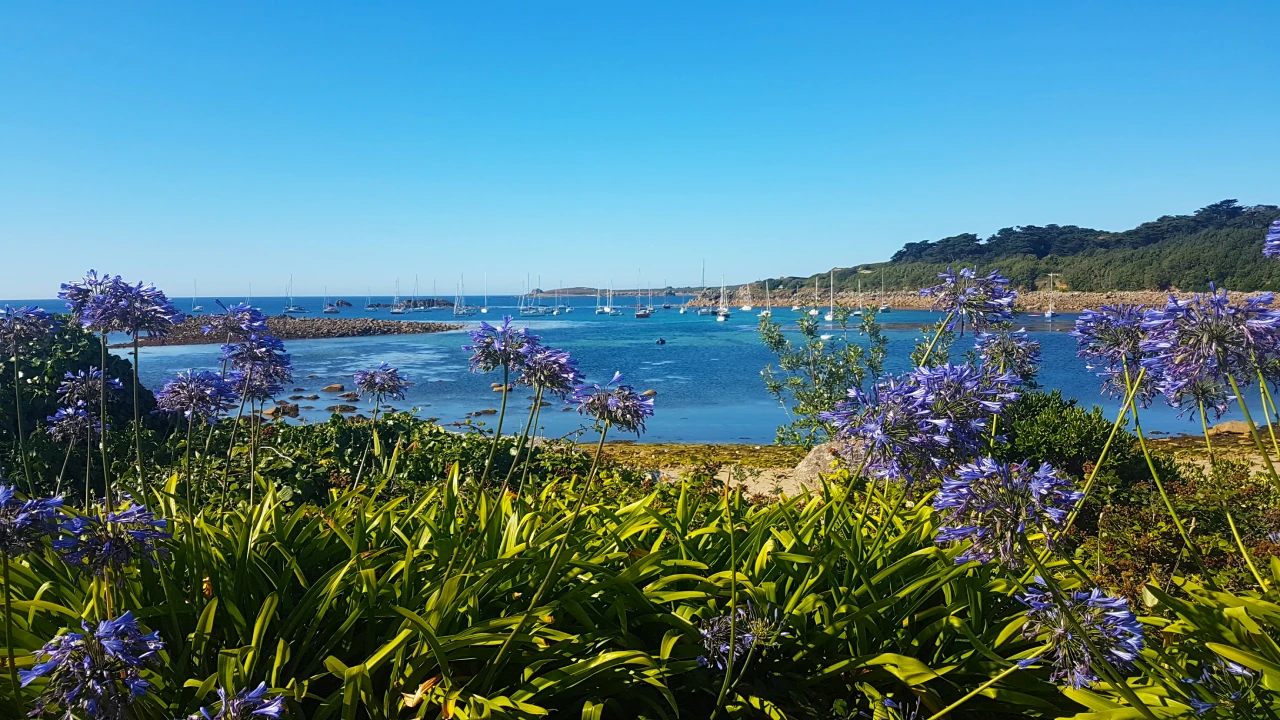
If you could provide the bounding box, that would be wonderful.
[1181,658,1259,715]
[222,334,293,401]
[1072,304,1158,407]
[571,371,655,435]
[354,362,409,403]
[975,327,1041,383]
[935,458,1082,568]
[0,484,63,557]
[21,611,163,719]
[201,300,269,339]
[55,500,170,580]
[46,402,103,443]
[0,305,60,354]
[919,267,1017,332]
[1018,583,1144,690]
[463,315,540,374]
[1264,220,1280,259]
[156,370,240,423]
[92,279,184,336]
[907,363,1020,454]
[1141,286,1280,410]
[187,682,287,720]
[879,697,924,720]
[59,269,121,328]
[697,602,787,671]
[57,367,124,407]
[517,345,582,398]
[821,375,942,484]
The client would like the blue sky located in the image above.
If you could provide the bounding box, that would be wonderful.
[1,2,1276,298]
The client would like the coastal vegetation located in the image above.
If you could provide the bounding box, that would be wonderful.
[752,200,1280,297]
[2,243,1280,718]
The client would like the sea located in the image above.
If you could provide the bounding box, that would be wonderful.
[1,294,1248,443]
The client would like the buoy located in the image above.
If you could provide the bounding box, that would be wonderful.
[656,338,666,345]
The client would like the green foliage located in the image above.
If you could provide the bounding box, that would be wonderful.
[748,200,1280,295]
[758,310,887,447]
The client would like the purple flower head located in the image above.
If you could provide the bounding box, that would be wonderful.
[353,362,409,403]
[20,611,163,719]
[697,602,787,671]
[1018,582,1144,690]
[879,697,924,720]
[463,316,540,374]
[54,498,170,580]
[571,372,655,435]
[156,370,240,423]
[1181,658,1258,716]
[189,682,287,720]
[59,270,121,329]
[222,334,293,400]
[1072,304,1159,407]
[821,375,942,484]
[919,267,1017,333]
[0,484,63,557]
[57,367,124,407]
[1265,220,1280,259]
[934,458,1082,568]
[907,363,1020,454]
[1140,286,1280,411]
[46,402,103,444]
[202,301,269,339]
[96,279,185,336]
[517,345,582,398]
[0,305,60,354]
[976,327,1041,383]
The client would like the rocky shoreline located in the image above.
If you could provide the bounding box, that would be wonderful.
[683,288,1266,314]
[117,315,464,348]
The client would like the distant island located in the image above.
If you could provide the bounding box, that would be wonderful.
[119,315,463,348]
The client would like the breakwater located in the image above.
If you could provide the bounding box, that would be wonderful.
[119,315,464,348]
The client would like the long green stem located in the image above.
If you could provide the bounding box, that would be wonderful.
[132,335,143,487]
[84,429,92,508]
[12,358,32,494]
[99,332,110,507]
[479,366,511,486]
[918,309,956,367]
[54,442,73,498]
[1196,401,1265,590]
[3,554,17,694]
[183,416,195,518]
[219,367,255,507]
[925,650,1049,720]
[1256,369,1280,460]
[481,424,610,690]
[1226,372,1280,491]
[711,488,740,720]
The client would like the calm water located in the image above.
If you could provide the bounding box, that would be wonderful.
[4,294,1246,442]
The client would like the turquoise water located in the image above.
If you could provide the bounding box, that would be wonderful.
[4,294,1246,442]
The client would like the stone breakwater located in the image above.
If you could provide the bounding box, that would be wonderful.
[117,315,464,348]
[684,288,1268,314]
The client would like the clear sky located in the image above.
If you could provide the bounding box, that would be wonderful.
[2,2,1277,298]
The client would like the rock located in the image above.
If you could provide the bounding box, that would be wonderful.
[1209,420,1251,435]
[562,407,574,412]
[274,399,291,406]
[493,385,512,392]
[787,443,844,492]
[335,299,352,307]
[304,394,319,400]
[467,408,498,417]
[301,405,314,410]
[425,417,440,423]
[338,392,359,401]
[322,384,345,392]
[641,389,657,397]
[263,404,299,419]
[288,395,305,400]
[325,404,358,414]
[307,374,320,379]
[293,387,306,392]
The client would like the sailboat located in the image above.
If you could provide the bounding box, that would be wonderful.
[739,283,753,312]
[1044,273,1058,319]
[808,276,820,316]
[606,283,622,316]
[364,288,376,312]
[410,276,423,312]
[824,270,835,322]
[758,281,772,317]
[481,274,489,314]
[558,279,572,313]
[389,279,405,314]
[853,278,863,317]
[696,261,716,316]
[322,286,340,314]
[594,286,606,315]
[716,276,732,321]
[878,270,891,312]
[454,276,477,317]
[634,272,651,318]
[283,276,307,314]
[191,282,203,313]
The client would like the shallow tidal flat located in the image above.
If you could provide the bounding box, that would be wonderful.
[120,315,464,347]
